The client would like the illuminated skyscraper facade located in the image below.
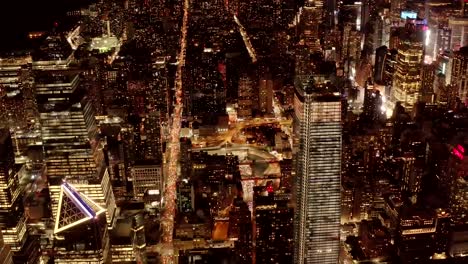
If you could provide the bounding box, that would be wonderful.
[391,32,424,110]
[294,82,341,264]
[0,231,13,264]
[0,130,27,254]
[301,0,323,52]
[450,46,468,104]
[238,75,255,119]
[33,35,116,227]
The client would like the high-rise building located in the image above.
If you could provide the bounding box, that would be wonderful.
[450,46,468,104]
[448,17,468,51]
[448,143,468,225]
[258,76,273,115]
[395,209,437,263]
[420,63,436,103]
[142,110,162,163]
[0,54,35,128]
[374,46,389,84]
[435,27,452,55]
[301,0,323,52]
[342,24,363,79]
[131,162,162,205]
[238,75,255,119]
[33,35,116,227]
[0,129,28,256]
[0,230,13,264]
[228,197,252,264]
[294,81,341,264]
[35,70,116,227]
[391,30,424,110]
[254,187,294,264]
[53,182,110,263]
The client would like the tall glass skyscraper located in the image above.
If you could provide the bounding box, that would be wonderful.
[33,35,116,227]
[294,82,341,264]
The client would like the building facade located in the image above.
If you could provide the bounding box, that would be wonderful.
[294,83,341,264]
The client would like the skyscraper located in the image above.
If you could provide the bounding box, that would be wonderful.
[0,129,28,256]
[258,76,273,116]
[301,0,324,52]
[0,230,13,264]
[238,75,255,119]
[450,46,468,104]
[294,81,341,264]
[53,182,110,263]
[448,17,468,51]
[33,35,116,227]
[254,187,294,264]
[131,162,162,205]
[391,30,424,110]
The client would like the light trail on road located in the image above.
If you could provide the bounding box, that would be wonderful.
[160,0,190,263]
[233,15,257,63]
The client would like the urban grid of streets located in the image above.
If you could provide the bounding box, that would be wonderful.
[159,1,285,262]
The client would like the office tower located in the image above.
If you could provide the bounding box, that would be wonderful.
[228,197,252,264]
[420,63,436,103]
[448,17,468,51]
[0,129,28,256]
[99,120,130,202]
[342,24,363,79]
[374,46,388,84]
[395,209,437,263]
[450,46,468,104]
[35,70,116,226]
[131,162,163,205]
[362,80,384,125]
[110,206,147,263]
[391,30,424,111]
[177,179,194,213]
[0,231,13,264]
[254,187,294,264]
[279,159,293,189]
[301,0,323,52]
[436,27,452,55]
[435,209,451,255]
[375,9,391,49]
[399,153,422,202]
[294,81,341,264]
[53,182,110,263]
[0,54,35,128]
[238,75,255,119]
[448,143,468,225]
[33,35,116,227]
[258,76,273,116]
[130,214,147,264]
[142,110,162,162]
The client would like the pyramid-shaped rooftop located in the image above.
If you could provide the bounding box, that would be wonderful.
[54,182,106,234]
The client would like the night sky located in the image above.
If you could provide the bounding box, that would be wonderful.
[0,0,94,51]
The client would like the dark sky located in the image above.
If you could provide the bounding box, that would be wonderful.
[0,0,93,51]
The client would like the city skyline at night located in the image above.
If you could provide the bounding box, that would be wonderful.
[0,0,467,263]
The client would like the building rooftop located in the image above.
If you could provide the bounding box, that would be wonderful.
[54,182,106,234]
